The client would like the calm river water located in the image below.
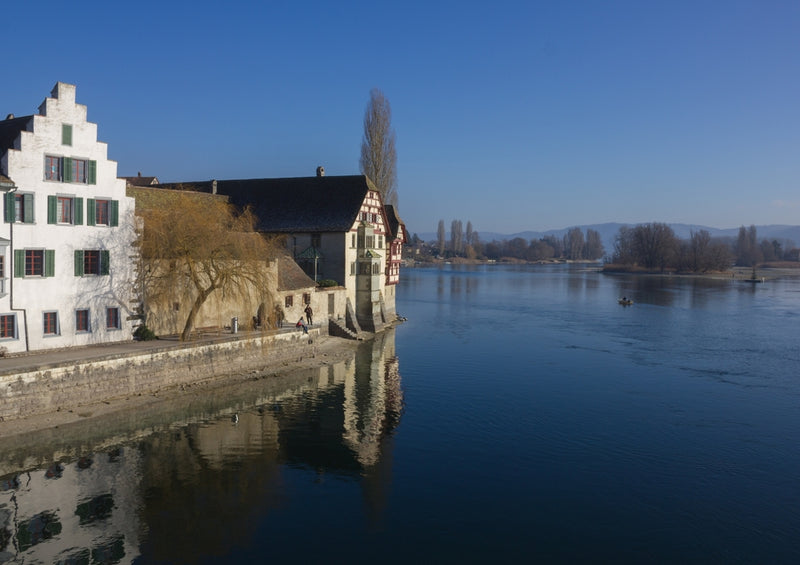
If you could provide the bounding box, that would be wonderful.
[1,264,799,563]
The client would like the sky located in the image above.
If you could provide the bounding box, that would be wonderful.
[3,1,800,235]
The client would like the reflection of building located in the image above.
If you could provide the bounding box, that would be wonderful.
[0,449,141,563]
[0,329,403,561]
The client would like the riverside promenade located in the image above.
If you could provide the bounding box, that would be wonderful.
[0,325,346,438]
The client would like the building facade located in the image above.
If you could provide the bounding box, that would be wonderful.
[158,172,401,332]
[0,83,136,353]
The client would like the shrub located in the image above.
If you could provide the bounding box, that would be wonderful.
[133,324,158,341]
[317,279,338,287]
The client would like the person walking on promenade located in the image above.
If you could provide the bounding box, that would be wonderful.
[304,304,313,326]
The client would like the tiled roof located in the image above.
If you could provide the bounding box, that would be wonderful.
[122,175,160,186]
[277,253,316,291]
[0,174,15,188]
[0,115,33,152]
[384,204,407,242]
[157,175,376,233]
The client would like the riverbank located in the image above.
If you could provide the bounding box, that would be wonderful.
[602,264,800,280]
[0,329,365,440]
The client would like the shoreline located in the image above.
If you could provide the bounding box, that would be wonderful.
[0,333,363,441]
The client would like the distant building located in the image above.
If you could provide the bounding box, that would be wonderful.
[0,83,136,353]
[158,171,403,332]
[121,172,160,186]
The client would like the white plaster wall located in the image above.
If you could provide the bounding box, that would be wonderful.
[1,83,136,353]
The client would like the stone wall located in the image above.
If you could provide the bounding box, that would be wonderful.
[0,328,321,423]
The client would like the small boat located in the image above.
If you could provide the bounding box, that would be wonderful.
[618,298,634,306]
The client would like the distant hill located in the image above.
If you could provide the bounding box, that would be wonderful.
[417,223,800,256]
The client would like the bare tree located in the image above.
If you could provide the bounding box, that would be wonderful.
[584,229,604,260]
[450,219,463,256]
[360,88,398,206]
[437,219,446,256]
[563,227,585,260]
[138,191,275,341]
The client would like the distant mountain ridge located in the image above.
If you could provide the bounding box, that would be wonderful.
[417,223,800,256]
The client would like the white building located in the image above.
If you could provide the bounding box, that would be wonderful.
[0,82,136,353]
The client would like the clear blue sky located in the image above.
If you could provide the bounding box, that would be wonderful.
[4,1,800,235]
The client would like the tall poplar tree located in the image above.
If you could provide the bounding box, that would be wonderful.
[360,88,398,207]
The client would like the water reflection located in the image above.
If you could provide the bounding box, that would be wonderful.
[0,329,402,563]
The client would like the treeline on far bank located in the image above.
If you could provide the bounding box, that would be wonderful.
[407,223,605,262]
[607,223,799,273]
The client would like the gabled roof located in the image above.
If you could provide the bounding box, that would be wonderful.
[0,115,33,152]
[122,174,160,186]
[384,205,407,242]
[158,175,377,233]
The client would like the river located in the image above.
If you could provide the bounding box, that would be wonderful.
[1,264,799,563]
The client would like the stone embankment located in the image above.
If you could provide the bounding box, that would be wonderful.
[0,326,357,436]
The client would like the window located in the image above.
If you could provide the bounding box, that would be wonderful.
[75,309,90,332]
[285,295,293,308]
[350,262,355,275]
[96,199,108,224]
[311,233,321,248]
[57,196,72,223]
[5,193,34,224]
[26,250,43,276]
[62,124,72,146]
[303,293,311,305]
[44,156,96,184]
[378,236,383,249]
[43,311,59,335]
[0,314,16,339]
[72,159,88,183]
[45,155,61,181]
[87,199,118,226]
[74,250,109,276]
[351,234,356,248]
[0,255,4,293]
[14,249,55,278]
[106,307,120,330]
[47,195,83,225]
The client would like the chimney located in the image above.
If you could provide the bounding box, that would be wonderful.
[137,171,142,177]
[211,179,217,194]
[316,166,325,177]
[5,114,14,120]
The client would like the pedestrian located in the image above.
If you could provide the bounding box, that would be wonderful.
[296,317,308,334]
[304,304,313,325]
[274,304,285,328]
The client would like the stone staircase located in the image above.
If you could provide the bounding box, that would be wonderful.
[328,318,361,340]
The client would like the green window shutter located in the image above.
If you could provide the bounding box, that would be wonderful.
[101,250,110,275]
[47,195,57,224]
[110,200,119,227]
[4,193,14,223]
[74,197,83,225]
[62,157,72,182]
[44,250,55,277]
[14,250,24,278]
[23,193,34,223]
[74,250,84,276]
[88,161,97,185]
[87,198,96,226]
[62,124,72,146]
